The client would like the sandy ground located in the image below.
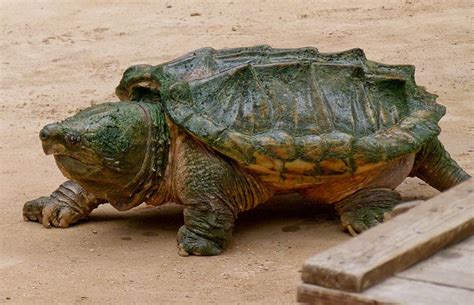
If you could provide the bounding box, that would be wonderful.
[1,1,473,304]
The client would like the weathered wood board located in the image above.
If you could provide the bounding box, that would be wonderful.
[298,236,474,305]
[396,236,474,290]
[301,180,474,292]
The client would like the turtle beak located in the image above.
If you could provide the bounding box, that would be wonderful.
[39,123,66,155]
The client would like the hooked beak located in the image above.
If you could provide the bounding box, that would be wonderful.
[39,123,65,155]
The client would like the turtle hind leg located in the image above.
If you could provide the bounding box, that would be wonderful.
[412,138,471,191]
[335,188,402,236]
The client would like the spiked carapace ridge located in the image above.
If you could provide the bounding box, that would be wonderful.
[117,45,444,177]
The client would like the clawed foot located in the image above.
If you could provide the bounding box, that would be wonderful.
[336,188,402,236]
[23,196,87,228]
[340,210,386,236]
[177,226,223,256]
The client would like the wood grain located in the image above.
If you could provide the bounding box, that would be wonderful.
[395,237,474,290]
[301,180,474,292]
[451,235,474,252]
[297,283,397,305]
[298,275,474,305]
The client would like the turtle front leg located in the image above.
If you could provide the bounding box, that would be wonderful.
[334,188,402,236]
[174,137,273,256]
[177,204,235,256]
[174,148,239,256]
[23,180,102,228]
[175,160,238,256]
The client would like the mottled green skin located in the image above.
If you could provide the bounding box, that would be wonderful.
[39,99,169,211]
[173,135,271,255]
[24,46,470,256]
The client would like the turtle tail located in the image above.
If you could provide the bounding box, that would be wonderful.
[411,138,471,191]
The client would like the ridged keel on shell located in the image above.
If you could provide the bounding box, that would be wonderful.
[166,59,444,178]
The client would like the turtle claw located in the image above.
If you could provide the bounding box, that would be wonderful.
[23,196,49,224]
[345,225,358,237]
[177,226,223,256]
[340,212,372,236]
[23,196,86,228]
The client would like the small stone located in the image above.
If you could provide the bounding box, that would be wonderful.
[190,12,201,16]
[92,229,97,234]
[221,272,230,279]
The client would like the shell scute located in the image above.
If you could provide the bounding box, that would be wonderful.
[117,46,446,177]
[322,132,354,158]
[253,131,297,161]
[295,135,326,161]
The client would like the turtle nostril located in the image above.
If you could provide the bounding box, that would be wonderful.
[39,127,49,141]
[39,124,58,141]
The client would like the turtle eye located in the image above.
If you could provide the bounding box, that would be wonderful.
[65,133,81,145]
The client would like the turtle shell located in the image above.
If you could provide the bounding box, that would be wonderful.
[116,46,445,177]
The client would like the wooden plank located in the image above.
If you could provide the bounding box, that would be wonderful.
[298,276,474,305]
[302,180,474,292]
[297,283,396,305]
[451,235,474,252]
[395,237,474,290]
[364,277,474,305]
[298,236,474,304]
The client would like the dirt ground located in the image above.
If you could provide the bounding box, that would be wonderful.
[1,1,472,304]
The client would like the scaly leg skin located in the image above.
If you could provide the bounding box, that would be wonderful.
[412,138,471,191]
[177,207,235,256]
[174,137,273,256]
[23,180,102,228]
[334,188,402,236]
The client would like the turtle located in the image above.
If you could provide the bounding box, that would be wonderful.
[23,45,471,256]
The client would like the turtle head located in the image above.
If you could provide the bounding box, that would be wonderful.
[39,101,169,209]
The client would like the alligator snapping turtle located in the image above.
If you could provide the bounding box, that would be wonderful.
[24,46,471,256]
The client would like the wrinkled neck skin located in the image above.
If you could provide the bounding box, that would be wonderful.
[144,118,181,207]
[101,102,171,211]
